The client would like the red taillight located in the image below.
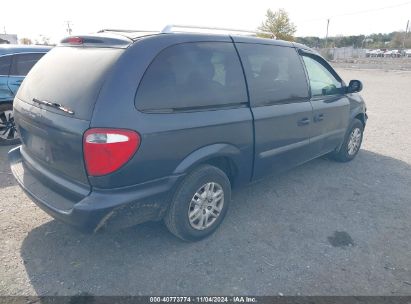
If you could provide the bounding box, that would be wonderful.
[65,36,83,45]
[83,128,140,176]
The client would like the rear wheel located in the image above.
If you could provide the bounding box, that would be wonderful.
[0,103,20,146]
[329,118,364,162]
[164,165,231,241]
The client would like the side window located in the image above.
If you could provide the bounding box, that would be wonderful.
[0,55,11,75]
[10,53,45,76]
[302,55,342,96]
[236,44,309,106]
[135,42,247,111]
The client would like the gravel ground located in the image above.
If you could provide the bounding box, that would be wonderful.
[0,68,410,296]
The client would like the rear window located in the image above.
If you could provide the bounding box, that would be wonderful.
[135,42,247,112]
[16,47,123,120]
[236,44,309,106]
[10,53,45,76]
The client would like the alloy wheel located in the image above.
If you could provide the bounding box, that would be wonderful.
[0,110,18,141]
[347,127,362,156]
[188,182,224,230]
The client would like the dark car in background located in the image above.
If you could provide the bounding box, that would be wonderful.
[0,45,51,145]
[9,27,367,241]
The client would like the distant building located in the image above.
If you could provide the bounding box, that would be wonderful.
[0,34,18,44]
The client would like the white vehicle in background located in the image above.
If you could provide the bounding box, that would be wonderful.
[365,49,372,57]
[367,49,404,58]
[405,49,411,57]
[384,50,401,58]
[368,49,384,57]
[391,50,401,57]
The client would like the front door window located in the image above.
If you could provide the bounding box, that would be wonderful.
[302,55,343,97]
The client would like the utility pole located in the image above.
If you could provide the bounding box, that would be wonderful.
[66,21,72,35]
[325,19,330,48]
[403,20,409,49]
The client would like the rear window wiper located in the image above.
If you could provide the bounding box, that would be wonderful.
[32,98,74,115]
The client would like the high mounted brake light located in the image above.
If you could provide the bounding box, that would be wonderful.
[83,128,140,176]
[63,37,84,45]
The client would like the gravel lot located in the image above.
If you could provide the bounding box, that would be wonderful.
[0,68,410,296]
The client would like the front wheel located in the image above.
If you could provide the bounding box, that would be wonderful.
[329,118,364,162]
[164,165,231,241]
[0,103,20,146]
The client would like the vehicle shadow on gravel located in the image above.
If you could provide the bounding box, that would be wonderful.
[20,150,411,295]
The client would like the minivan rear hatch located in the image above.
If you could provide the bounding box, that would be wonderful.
[14,44,124,187]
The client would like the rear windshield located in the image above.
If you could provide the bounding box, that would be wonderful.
[17,47,123,120]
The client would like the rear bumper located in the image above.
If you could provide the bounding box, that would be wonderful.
[9,146,183,232]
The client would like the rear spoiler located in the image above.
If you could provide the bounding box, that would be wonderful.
[60,34,132,49]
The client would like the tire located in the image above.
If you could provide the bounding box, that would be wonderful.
[0,103,20,146]
[329,118,364,162]
[164,165,231,241]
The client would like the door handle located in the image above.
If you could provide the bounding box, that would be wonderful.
[297,118,310,126]
[314,113,324,122]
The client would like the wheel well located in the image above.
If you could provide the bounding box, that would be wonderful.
[355,113,365,126]
[201,156,237,186]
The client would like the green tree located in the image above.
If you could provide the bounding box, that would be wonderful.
[258,9,296,41]
[390,32,403,48]
[389,31,411,48]
[296,36,321,48]
[19,38,32,45]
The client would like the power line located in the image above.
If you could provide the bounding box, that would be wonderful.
[333,1,411,18]
[303,1,411,23]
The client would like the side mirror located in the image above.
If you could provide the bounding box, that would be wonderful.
[347,80,363,93]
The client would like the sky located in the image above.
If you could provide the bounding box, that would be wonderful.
[1,0,410,43]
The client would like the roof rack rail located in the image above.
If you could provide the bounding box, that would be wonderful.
[161,24,275,38]
[98,29,158,33]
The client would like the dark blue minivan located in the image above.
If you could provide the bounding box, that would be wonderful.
[0,45,51,145]
[9,28,367,241]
